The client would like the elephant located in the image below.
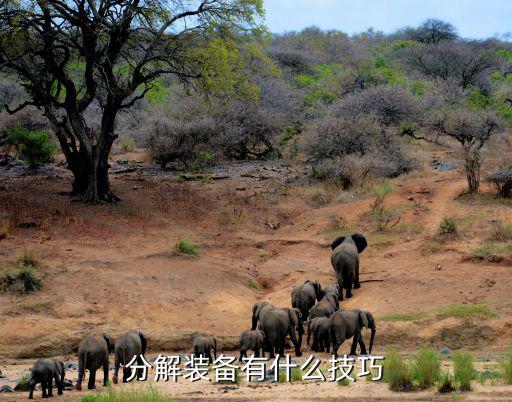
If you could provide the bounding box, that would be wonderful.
[239,330,265,361]
[251,301,275,330]
[329,309,376,357]
[308,284,340,321]
[76,333,112,391]
[28,358,65,399]
[331,233,368,299]
[112,330,147,384]
[307,317,330,353]
[258,307,303,358]
[193,336,217,363]
[291,280,323,321]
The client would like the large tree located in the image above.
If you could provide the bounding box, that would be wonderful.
[0,0,263,202]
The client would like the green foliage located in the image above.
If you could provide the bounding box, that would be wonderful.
[337,377,351,386]
[247,277,261,291]
[500,351,512,384]
[467,89,492,109]
[175,239,199,256]
[413,348,441,389]
[77,387,173,402]
[436,303,495,319]
[144,78,172,106]
[411,81,426,95]
[6,127,57,168]
[119,137,135,153]
[438,217,457,235]
[437,371,455,393]
[490,220,512,241]
[189,151,215,174]
[453,350,476,391]
[1,258,42,295]
[383,349,414,391]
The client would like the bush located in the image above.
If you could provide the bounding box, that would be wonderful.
[119,137,135,153]
[500,351,512,385]
[490,220,512,241]
[486,168,512,197]
[438,217,457,235]
[383,349,414,391]
[6,127,57,168]
[77,387,172,402]
[413,347,441,389]
[437,371,455,393]
[175,239,199,256]
[453,350,476,391]
[1,259,42,294]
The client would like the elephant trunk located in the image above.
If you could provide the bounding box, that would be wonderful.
[369,328,376,355]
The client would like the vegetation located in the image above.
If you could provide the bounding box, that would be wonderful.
[500,352,512,385]
[383,349,414,391]
[119,138,135,153]
[437,371,455,393]
[6,127,57,168]
[0,257,42,295]
[175,239,199,256]
[78,387,173,402]
[438,217,457,235]
[412,348,441,389]
[453,350,476,391]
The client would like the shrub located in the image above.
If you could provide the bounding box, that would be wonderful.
[119,137,135,153]
[500,351,512,385]
[453,350,476,391]
[486,168,512,197]
[6,127,57,168]
[437,371,455,393]
[77,387,172,402]
[438,217,457,235]
[490,220,512,241]
[413,347,441,389]
[383,349,414,391]
[247,277,261,291]
[175,239,199,256]
[1,259,42,294]
[371,183,400,231]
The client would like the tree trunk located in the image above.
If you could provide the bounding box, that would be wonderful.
[83,141,118,204]
[465,153,481,194]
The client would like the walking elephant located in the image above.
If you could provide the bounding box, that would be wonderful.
[307,317,330,353]
[239,330,265,361]
[308,283,340,321]
[28,358,65,399]
[329,309,376,357]
[76,333,112,390]
[193,336,217,363]
[331,234,367,299]
[251,301,275,330]
[259,307,303,358]
[112,330,147,384]
[291,280,323,321]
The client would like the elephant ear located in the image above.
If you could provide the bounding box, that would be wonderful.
[359,311,370,328]
[103,333,112,354]
[312,281,322,299]
[139,331,147,355]
[351,233,368,254]
[331,236,346,250]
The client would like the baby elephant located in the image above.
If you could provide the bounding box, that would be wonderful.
[28,358,65,399]
[239,330,265,361]
[193,336,217,363]
[307,317,330,353]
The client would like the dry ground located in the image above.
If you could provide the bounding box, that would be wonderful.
[1,150,512,400]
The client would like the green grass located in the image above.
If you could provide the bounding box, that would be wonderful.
[380,303,495,322]
[473,242,512,260]
[421,240,441,254]
[175,239,199,256]
[500,351,512,384]
[247,277,261,291]
[1,259,42,295]
[77,387,173,402]
[278,368,303,382]
[337,377,351,386]
[412,347,441,389]
[437,371,455,393]
[489,220,512,241]
[119,137,135,153]
[438,217,457,235]
[382,349,414,391]
[453,350,476,391]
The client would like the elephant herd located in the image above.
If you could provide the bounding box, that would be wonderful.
[248,233,376,360]
[26,233,374,399]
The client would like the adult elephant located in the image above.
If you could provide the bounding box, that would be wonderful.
[251,301,275,330]
[259,307,303,358]
[76,333,112,390]
[112,330,147,384]
[307,317,330,353]
[331,234,367,299]
[291,280,323,321]
[329,309,376,357]
[308,283,340,321]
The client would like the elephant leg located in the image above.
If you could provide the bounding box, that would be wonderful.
[345,277,353,299]
[260,346,265,358]
[264,337,273,358]
[28,378,36,399]
[279,339,285,358]
[76,359,85,390]
[255,348,260,358]
[318,334,325,353]
[54,372,63,395]
[312,333,319,352]
[358,335,368,355]
[41,381,48,398]
[123,366,131,382]
[88,369,96,390]
[332,341,342,358]
[238,351,244,362]
[103,361,109,386]
[324,335,330,354]
[354,263,361,289]
[47,378,53,397]
[113,353,120,384]
[349,333,360,356]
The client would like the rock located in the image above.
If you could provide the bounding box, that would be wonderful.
[64,363,78,371]
[18,221,39,228]
[0,385,14,393]
[220,385,238,391]
[440,347,452,355]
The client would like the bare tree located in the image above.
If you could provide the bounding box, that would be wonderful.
[0,0,263,202]
[412,19,457,44]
